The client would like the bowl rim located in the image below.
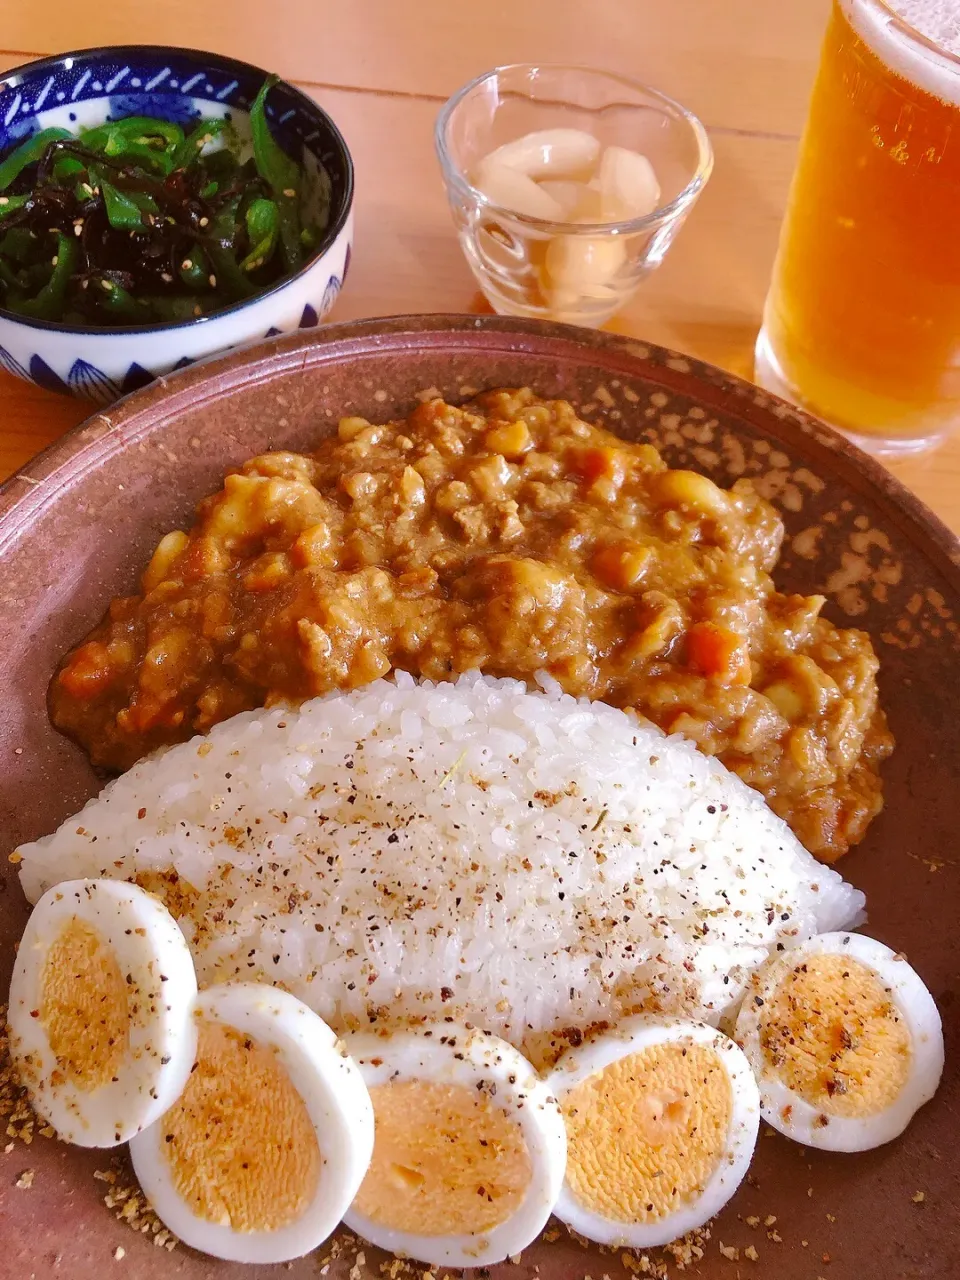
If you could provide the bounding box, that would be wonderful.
[434,62,714,235]
[0,43,355,337]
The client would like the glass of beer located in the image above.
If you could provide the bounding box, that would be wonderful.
[754,0,960,456]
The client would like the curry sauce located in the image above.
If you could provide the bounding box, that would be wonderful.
[49,389,892,861]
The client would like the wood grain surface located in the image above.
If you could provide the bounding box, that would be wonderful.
[2,0,958,531]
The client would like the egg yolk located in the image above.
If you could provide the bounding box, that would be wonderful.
[562,1043,732,1224]
[161,1021,320,1232]
[352,1080,532,1236]
[759,953,911,1117]
[40,917,129,1092]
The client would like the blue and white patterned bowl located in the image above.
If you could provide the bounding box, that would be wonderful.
[0,45,354,402]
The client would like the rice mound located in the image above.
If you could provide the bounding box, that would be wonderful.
[17,674,864,1065]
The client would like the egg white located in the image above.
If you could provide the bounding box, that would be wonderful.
[7,878,197,1147]
[548,1017,760,1248]
[343,1023,567,1267]
[129,983,374,1264]
[735,931,944,1152]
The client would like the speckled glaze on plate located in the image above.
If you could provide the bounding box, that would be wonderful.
[0,316,957,1280]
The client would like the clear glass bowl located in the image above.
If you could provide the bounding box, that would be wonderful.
[435,64,713,327]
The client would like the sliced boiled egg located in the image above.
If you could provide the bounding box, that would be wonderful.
[547,1018,759,1248]
[129,983,374,1264]
[735,932,943,1152]
[343,1023,567,1267]
[7,878,197,1147]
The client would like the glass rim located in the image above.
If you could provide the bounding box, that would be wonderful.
[434,62,714,236]
[862,0,960,73]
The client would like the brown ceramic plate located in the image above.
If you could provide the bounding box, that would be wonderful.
[0,316,957,1280]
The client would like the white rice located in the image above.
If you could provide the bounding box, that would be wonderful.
[17,673,864,1065]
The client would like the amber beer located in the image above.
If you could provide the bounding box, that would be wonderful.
[755,0,960,454]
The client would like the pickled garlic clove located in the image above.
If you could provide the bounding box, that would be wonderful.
[543,233,626,298]
[472,157,566,219]
[538,180,604,223]
[597,146,660,220]
[484,128,601,180]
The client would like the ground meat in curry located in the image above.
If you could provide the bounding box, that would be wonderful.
[49,389,893,862]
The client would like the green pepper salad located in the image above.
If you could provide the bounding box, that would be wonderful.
[0,76,331,325]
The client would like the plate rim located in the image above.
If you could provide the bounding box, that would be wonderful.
[0,312,957,1278]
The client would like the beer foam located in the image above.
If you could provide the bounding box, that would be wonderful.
[892,0,960,54]
[842,0,960,103]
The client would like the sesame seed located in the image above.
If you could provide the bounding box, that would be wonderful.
[182,259,193,271]
[208,274,217,288]
[283,187,296,197]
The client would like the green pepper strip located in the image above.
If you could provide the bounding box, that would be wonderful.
[115,139,177,176]
[0,257,25,291]
[0,227,40,263]
[0,194,30,222]
[79,118,183,177]
[101,180,147,230]
[7,232,77,319]
[80,116,184,152]
[240,197,279,271]
[192,197,256,302]
[170,118,229,172]
[93,277,144,320]
[205,241,260,301]
[300,223,322,252]
[209,196,241,248]
[20,260,53,290]
[179,245,212,290]
[139,293,209,323]
[201,148,239,188]
[52,154,87,183]
[84,159,185,224]
[250,75,302,273]
[0,128,72,191]
[127,190,160,216]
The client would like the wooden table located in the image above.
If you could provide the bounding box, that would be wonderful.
[2,0,958,531]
